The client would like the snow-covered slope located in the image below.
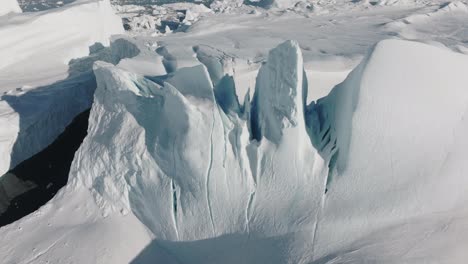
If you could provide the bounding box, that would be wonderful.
[0,0,22,16]
[311,39,468,262]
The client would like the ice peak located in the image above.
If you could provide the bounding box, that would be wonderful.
[250,40,307,143]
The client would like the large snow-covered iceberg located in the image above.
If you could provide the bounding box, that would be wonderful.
[71,40,327,245]
[68,39,468,263]
[2,39,468,263]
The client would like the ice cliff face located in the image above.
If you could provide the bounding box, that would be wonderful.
[70,41,328,246]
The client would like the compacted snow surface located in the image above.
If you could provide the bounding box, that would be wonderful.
[1,0,468,263]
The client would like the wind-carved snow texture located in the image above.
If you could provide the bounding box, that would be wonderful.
[69,40,329,252]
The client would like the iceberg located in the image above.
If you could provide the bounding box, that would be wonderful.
[73,39,468,263]
[2,39,468,264]
[71,40,326,244]
[0,0,125,175]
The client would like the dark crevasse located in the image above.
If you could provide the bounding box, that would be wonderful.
[0,109,90,227]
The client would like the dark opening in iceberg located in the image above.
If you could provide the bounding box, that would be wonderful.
[0,109,90,227]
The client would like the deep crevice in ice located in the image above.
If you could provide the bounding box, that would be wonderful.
[0,109,90,227]
[0,38,142,226]
[214,75,242,116]
[171,180,178,214]
[249,88,262,142]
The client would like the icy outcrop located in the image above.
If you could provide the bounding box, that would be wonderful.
[251,41,307,143]
[69,40,327,255]
[72,39,468,263]
[0,0,22,16]
[73,60,254,240]
[247,40,326,235]
[0,38,140,176]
